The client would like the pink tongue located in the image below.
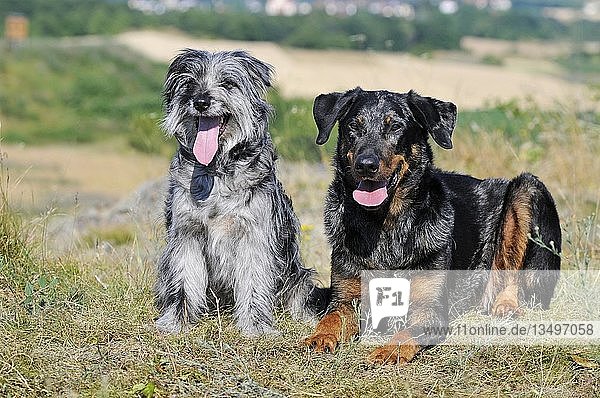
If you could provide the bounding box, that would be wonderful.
[193,117,220,165]
[353,181,388,207]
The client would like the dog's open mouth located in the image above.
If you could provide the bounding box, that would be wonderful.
[352,179,389,208]
[193,115,229,165]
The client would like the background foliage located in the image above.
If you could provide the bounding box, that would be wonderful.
[1,41,598,162]
[1,0,598,53]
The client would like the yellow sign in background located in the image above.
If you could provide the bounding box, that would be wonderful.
[5,14,29,43]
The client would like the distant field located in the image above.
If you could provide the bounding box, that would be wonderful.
[116,30,596,110]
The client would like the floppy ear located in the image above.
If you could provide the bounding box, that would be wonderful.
[407,90,457,150]
[313,88,360,145]
[232,50,274,91]
[164,49,205,108]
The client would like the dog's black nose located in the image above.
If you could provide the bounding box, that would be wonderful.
[193,96,211,112]
[355,154,380,177]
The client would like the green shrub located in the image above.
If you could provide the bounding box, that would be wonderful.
[480,54,504,66]
[128,113,173,156]
[0,42,164,145]
[269,90,335,162]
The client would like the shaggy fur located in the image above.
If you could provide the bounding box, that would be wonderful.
[155,49,328,336]
[303,88,561,363]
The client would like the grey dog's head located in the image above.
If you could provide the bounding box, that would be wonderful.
[162,49,274,158]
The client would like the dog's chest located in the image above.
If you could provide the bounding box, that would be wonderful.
[337,216,416,270]
[173,178,248,228]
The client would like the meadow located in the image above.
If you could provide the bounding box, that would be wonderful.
[0,35,599,396]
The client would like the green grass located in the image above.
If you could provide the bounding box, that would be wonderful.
[82,225,137,249]
[268,91,336,162]
[0,39,165,146]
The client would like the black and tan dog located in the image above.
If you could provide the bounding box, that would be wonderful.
[303,88,561,364]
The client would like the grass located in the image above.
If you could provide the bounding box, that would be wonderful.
[82,225,137,249]
[0,39,165,146]
[1,202,599,397]
[1,125,599,396]
[0,216,599,396]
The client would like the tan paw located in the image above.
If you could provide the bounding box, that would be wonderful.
[303,333,339,353]
[491,297,523,318]
[367,343,419,365]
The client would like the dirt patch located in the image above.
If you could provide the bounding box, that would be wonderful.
[0,142,169,209]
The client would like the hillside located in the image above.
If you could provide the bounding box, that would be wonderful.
[116,30,595,110]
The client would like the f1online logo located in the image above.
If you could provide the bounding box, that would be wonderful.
[368,278,410,329]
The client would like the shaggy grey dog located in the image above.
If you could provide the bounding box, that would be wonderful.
[155,49,328,336]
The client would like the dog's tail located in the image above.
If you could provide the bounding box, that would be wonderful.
[283,268,331,320]
[306,284,331,316]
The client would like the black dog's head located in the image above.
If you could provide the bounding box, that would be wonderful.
[162,49,273,165]
[314,88,457,209]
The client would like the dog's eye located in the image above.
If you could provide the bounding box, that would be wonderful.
[221,80,238,90]
[179,81,193,93]
[385,121,402,134]
[390,123,402,132]
[348,119,364,134]
[348,127,363,139]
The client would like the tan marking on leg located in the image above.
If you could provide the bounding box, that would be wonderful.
[332,276,362,300]
[483,189,533,317]
[304,277,361,353]
[409,273,445,304]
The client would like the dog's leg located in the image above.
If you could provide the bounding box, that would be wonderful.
[515,174,561,309]
[228,223,280,337]
[482,174,539,317]
[232,256,278,336]
[155,234,208,334]
[303,276,361,352]
[368,272,446,365]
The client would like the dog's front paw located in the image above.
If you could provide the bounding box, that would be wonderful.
[303,333,339,353]
[491,289,523,318]
[367,331,420,365]
[367,343,419,365]
[491,299,523,318]
[155,312,185,335]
